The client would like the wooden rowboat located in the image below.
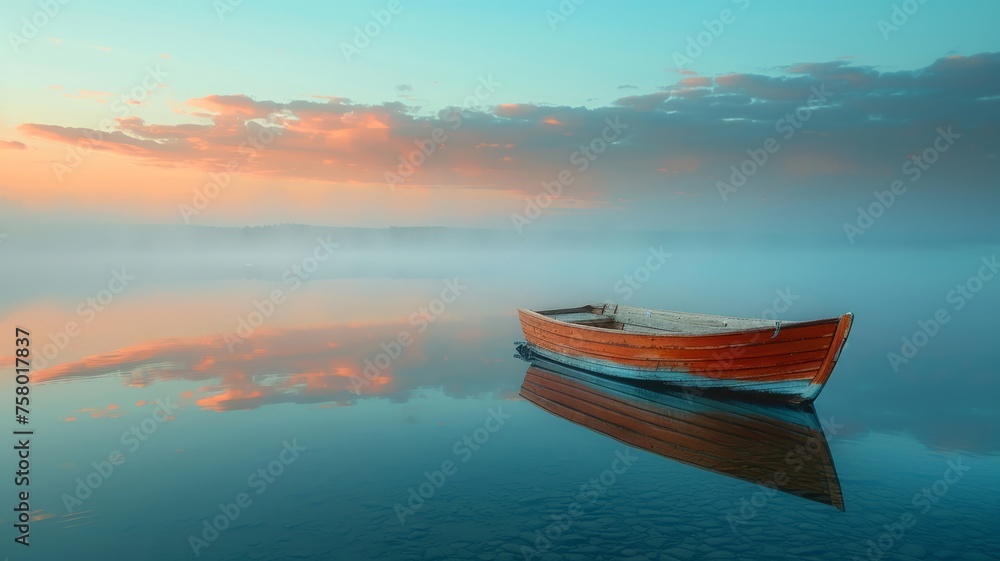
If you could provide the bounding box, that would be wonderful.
[520,359,844,509]
[516,303,853,403]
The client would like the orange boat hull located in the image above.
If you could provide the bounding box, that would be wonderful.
[517,305,853,403]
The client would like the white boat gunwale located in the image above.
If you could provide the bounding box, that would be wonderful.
[520,303,848,338]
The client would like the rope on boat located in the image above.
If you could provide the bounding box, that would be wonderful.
[514,342,533,361]
[771,320,782,339]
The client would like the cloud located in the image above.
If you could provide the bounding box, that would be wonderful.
[34,323,419,410]
[613,91,672,111]
[395,84,413,92]
[16,53,1000,201]
[0,140,26,150]
[34,320,509,412]
[677,76,711,88]
[62,89,115,103]
[617,84,638,89]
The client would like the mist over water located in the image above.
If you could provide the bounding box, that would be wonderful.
[1,227,998,559]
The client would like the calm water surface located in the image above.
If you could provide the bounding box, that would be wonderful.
[2,244,998,560]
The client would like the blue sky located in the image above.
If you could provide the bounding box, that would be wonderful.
[4,1,998,120]
[0,1,997,234]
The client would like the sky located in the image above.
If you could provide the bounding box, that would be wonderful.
[0,0,998,235]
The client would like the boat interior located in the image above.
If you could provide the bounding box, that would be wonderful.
[535,304,796,335]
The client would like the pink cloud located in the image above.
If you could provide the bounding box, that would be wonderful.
[678,76,711,87]
[13,53,999,203]
[62,89,115,103]
[495,103,538,118]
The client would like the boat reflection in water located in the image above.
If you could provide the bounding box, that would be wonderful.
[519,358,845,510]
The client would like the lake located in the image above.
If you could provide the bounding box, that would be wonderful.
[2,241,998,560]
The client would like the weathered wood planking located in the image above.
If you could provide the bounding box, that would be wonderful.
[517,303,854,403]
